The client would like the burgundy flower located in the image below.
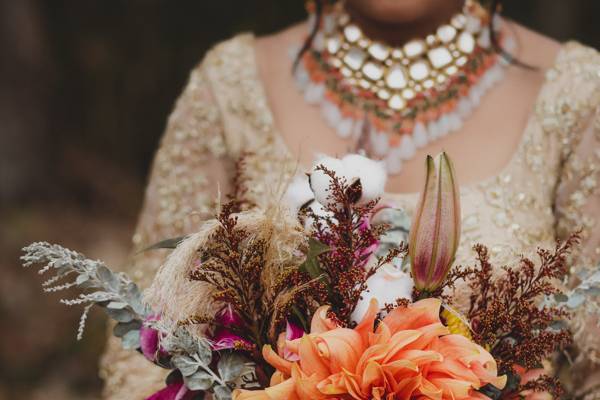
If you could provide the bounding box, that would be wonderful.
[146,376,197,400]
[140,315,168,362]
[210,305,253,351]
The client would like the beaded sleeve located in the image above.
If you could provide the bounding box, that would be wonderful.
[99,60,234,400]
[552,45,600,399]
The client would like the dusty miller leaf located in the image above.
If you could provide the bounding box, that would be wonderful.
[217,352,247,382]
[196,338,213,365]
[105,307,135,323]
[184,370,214,391]
[172,355,200,377]
[113,320,142,338]
[21,242,152,344]
[213,385,233,400]
[121,330,140,350]
[107,301,129,309]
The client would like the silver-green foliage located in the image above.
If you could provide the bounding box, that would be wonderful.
[160,326,255,399]
[21,242,150,341]
[554,266,600,319]
[22,242,255,399]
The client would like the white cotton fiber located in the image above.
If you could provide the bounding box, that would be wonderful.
[282,174,314,217]
[341,154,387,204]
[309,156,347,207]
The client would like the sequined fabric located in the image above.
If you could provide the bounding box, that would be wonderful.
[100,35,600,399]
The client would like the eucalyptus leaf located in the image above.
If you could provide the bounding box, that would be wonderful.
[217,353,247,382]
[184,370,214,391]
[173,355,200,377]
[121,329,141,350]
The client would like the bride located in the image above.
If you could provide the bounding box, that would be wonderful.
[101,0,600,398]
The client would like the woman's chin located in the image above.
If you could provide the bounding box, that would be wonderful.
[345,0,457,24]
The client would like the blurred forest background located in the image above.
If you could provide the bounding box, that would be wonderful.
[1,1,599,399]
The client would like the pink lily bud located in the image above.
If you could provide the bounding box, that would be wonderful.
[409,152,461,292]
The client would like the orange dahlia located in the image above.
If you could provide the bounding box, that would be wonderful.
[234,298,506,400]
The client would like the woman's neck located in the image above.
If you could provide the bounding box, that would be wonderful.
[344,0,465,46]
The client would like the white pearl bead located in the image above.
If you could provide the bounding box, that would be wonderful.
[413,122,429,148]
[370,130,389,156]
[457,98,473,119]
[385,147,403,174]
[398,135,416,160]
[304,83,325,104]
[447,112,463,132]
[336,118,354,138]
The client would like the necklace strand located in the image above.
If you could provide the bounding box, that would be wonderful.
[295,1,513,174]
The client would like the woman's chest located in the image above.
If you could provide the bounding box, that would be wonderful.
[247,125,561,271]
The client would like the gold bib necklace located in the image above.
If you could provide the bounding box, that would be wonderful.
[295,1,512,174]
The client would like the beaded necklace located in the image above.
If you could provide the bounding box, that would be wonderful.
[295,1,512,174]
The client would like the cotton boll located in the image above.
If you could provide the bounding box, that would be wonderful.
[303,201,335,231]
[351,264,414,324]
[309,156,347,207]
[282,174,314,217]
[341,154,387,204]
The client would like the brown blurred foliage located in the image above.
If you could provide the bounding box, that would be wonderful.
[0,1,598,398]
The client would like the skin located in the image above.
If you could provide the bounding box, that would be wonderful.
[254,0,562,193]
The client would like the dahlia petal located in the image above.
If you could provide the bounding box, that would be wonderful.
[290,364,328,399]
[262,345,293,376]
[298,335,332,378]
[381,329,423,363]
[355,298,380,344]
[317,329,363,372]
[362,360,386,390]
[310,305,338,334]
[270,371,286,386]
[429,377,474,398]
[234,377,298,400]
[417,377,444,400]
[395,376,423,399]
[383,298,442,332]
[389,349,444,366]
[470,362,506,390]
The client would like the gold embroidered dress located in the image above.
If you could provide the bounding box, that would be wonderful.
[100,34,600,399]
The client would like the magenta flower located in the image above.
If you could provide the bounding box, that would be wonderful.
[218,304,242,326]
[355,216,380,268]
[210,305,253,351]
[146,376,197,400]
[409,152,461,292]
[211,329,253,351]
[140,315,168,362]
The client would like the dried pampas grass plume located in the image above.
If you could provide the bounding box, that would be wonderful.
[144,205,307,338]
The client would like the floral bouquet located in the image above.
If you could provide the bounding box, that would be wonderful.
[21,152,595,399]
